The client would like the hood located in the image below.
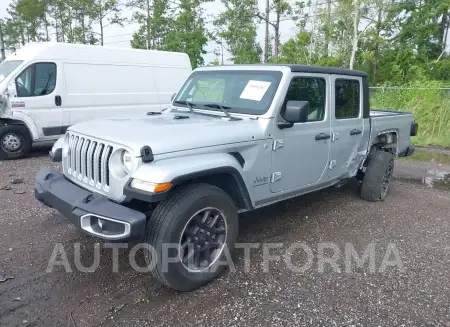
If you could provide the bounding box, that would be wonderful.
[69,111,267,155]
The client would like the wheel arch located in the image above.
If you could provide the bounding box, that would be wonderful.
[0,115,39,141]
[170,167,253,211]
[369,129,399,156]
[128,153,254,211]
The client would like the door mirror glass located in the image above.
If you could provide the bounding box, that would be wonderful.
[285,100,310,123]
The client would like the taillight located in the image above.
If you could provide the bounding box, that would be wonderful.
[411,122,419,136]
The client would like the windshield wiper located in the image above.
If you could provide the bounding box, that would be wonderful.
[203,103,241,121]
[173,100,195,113]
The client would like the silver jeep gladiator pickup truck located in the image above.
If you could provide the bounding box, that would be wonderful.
[35,65,417,291]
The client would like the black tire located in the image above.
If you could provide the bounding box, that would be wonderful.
[144,183,239,291]
[360,150,394,201]
[0,125,32,160]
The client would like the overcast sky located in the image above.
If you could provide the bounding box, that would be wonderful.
[0,0,298,64]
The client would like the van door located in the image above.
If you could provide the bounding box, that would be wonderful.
[270,74,331,193]
[14,62,63,138]
[328,75,364,179]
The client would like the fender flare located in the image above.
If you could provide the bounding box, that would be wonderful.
[0,112,40,140]
[126,153,253,209]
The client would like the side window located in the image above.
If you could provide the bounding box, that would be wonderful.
[335,79,360,119]
[16,63,57,97]
[282,77,326,122]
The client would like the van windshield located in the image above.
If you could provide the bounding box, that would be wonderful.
[0,60,24,83]
[173,70,283,115]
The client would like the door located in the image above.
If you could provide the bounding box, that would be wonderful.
[270,74,331,193]
[328,76,364,178]
[14,62,63,138]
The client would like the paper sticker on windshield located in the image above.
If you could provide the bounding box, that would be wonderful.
[239,80,271,101]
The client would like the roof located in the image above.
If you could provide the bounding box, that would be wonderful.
[6,42,191,68]
[199,64,367,77]
[284,64,367,77]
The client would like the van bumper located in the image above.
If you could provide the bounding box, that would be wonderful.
[34,169,147,242]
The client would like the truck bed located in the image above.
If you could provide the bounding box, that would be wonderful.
[369,109,414,156]
[370,109,411,117]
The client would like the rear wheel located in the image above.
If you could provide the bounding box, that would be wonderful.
[0,125,32,160]
[145,183,238,291]
[360,150,394,201]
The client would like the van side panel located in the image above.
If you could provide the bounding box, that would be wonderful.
[63,62,181,124]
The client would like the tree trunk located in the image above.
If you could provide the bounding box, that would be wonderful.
[349,0,360,69]
[146,0,151,49]
[44,16,50,41]
[80,9,86,44]
[273,1,281,62]
[20,25,25,45]
[439,9,449,52]
[59,8,65,42]
[324,0,331,57]
[372,6,382,84]
[264,0,270,63]
[274,25,279,61]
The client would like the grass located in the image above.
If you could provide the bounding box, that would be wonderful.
[371,81,450,148]
[399,149,450,166]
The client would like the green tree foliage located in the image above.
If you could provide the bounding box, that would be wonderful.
[128,0,169,50]
[214,0,262,64]
[279,0,450,84]
[163,0,208,68]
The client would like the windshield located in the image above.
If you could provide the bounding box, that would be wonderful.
[0,60,24,83]
[174,70,283,115]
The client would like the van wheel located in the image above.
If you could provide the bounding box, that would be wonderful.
[360,150,394,201]
[0,125,32,160]
[145,183,238,291]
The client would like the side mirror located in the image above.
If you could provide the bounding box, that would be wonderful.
[171,93,176,101]
[278,101,310,129]
[0,94,7,109]
[7,81,17,98]
[285,101,309,123]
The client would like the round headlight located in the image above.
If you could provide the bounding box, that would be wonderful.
[121,150,133,174]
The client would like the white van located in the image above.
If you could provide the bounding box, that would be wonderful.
[0,42,192,159]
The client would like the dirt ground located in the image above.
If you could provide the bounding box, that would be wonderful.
[1,150,449,327]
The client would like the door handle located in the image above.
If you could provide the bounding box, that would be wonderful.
[315,133,331,141]
[55,95,62,106]
[350,129,362,136]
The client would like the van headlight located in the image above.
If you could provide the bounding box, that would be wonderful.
[121,150,133,174]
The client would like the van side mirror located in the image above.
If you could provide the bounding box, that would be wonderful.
[171,93,176,101]
[278,101,310,129]
[0,94,7,109]
[7,82,17,98]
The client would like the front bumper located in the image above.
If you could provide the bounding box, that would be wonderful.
[34,169,147,241]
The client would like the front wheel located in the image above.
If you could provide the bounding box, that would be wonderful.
[145,183,239,291]
[360,150,394,201]
[0,125,32,160]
